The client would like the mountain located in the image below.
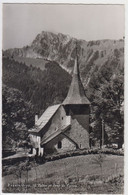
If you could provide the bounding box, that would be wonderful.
[3,31,124,147]
[3,31,124,85]
[2,57,71,114]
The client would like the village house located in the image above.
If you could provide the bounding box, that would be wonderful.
[29,58,90,156]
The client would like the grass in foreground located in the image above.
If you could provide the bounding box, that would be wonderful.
[3,154,124,194]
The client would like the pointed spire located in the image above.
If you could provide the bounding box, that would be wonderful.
[73,58,78,75]
[63,48,90,105]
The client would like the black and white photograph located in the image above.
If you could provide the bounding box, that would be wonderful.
[2,3,125,194]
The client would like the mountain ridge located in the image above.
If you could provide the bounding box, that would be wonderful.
[3,31,124,88]
[2,31,124,149]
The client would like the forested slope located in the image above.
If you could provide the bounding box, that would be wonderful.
[2,31,124,152]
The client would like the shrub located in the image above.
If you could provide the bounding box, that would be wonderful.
[43,148,123,163]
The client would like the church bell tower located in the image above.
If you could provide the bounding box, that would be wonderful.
[62,56,90,149]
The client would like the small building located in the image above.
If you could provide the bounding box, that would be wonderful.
[29,58,90,156]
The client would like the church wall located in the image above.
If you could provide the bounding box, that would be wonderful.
[29,134,41,148]
[44,134,76,154]
[65,115,89,149]
[41,106,66,141]
[75,114,89,132]
[29,134,44,156]
[64,104,90,149]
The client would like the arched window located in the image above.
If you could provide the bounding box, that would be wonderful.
[58,141,62,149]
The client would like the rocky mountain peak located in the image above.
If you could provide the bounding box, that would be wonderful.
[3,31,124,86]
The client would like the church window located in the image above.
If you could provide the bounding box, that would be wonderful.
[58,141,62,149]
[62,117,63,120]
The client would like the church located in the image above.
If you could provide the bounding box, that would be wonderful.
[29,58,90,156]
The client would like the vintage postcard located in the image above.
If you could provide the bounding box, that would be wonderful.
[1,2,125,194]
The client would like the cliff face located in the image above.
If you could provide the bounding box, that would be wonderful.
[3,31,124,87]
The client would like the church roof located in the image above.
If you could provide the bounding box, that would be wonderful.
[29,104,61,133]
[63,59,90,105]
[41,124,71,145]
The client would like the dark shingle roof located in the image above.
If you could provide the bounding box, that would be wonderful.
[41,124,71,145]
[63,59,90,105]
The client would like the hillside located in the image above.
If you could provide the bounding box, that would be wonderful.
[3,31,124,99]
[2,31,124,150]
[3,154,124,193]
[3,31,124,73]
[2,57,71,114]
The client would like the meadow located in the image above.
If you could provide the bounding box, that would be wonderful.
[3,154,124,193]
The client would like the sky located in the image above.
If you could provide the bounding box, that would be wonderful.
[2,4,125,50]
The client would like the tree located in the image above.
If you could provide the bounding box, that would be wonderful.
[2,57,71,115]
[2,85,34,153]
[91,74,124,148]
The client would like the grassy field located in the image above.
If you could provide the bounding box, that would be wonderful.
[3,154,124,193]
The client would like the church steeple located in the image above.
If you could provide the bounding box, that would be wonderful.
[63,57,90,105]
[73,57,79,75]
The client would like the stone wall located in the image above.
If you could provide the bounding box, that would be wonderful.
[44,133,76,154]
[64,104,90,149]
[65,116,89,149]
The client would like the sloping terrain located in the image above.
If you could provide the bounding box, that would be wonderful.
[14,57,48,71]
[2,31,124,152]
[3,154,124,193]
[3,31,124,77]
[3,31,124,103]
[2,57,71,114]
